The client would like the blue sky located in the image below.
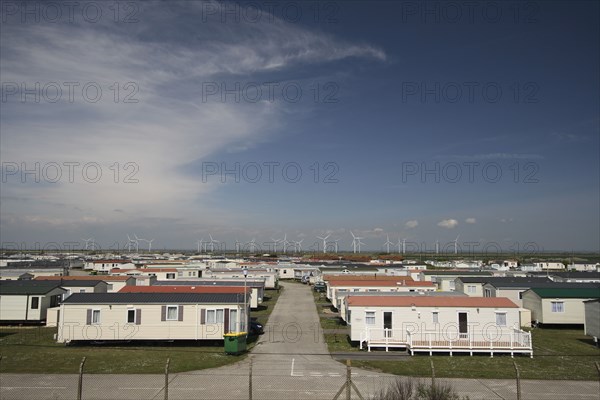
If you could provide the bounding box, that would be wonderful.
[1,1,598,253]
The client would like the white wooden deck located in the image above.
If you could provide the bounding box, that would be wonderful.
[359,328,533,357]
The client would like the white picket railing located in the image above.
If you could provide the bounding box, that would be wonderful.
[360,326,533,357]
[406,328,533,357]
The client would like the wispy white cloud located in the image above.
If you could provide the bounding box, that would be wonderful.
[0,2,385,242]
[437,219,458,229]
[550,132,592,143]
[465,218,476,224]
[405,220,419,228]
[444,153,544,160]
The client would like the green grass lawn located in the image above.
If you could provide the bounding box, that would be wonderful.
[0,327,245,374]
[249,286,283,327]
[348,329,600,380]
[0,287,284,374]
[309,287,348,331]
[325,333,361,352]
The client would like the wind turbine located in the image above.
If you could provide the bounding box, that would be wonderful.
[435,240,439,254]
[357,237,365,253]
[282,234,291,254]
[135,235,154,252]
[196,238,206,253]
[81,237,94,250]
[454,235,460,255]
[293,239,304,253]
[208,234,220,252]
[245,238,258,253]
[350,233,356,253]
[126,235,139,252]
[332,239,339,253]
[396,238,402,254]
[270,236,282,253]
[383,235,393,254]
[316,233,330,254]
[235,239,241,253]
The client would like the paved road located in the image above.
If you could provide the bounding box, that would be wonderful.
[1,282,599,399]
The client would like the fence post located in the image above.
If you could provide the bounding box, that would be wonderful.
[77,357,86,400]
[595,362,600,394]
[346,359,351,400]
[332,359,364,400]
[164,358,170,400]
[249,357,253,400]
[513,360,521,400]
[430,359,435,387]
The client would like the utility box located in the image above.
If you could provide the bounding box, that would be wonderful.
[224,332,247,355]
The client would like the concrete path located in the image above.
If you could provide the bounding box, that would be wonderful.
[1,282,598,399]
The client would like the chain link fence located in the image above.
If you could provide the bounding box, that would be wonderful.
[1,354,599,400]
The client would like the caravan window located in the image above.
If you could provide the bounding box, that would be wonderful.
[365,311,375,325]
[166,305,178,320]
[495,312,507,327]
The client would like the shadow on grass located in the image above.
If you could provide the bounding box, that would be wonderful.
[577,338,600,348]
[65,339,228,351]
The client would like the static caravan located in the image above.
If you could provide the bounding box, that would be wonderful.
[57,292,250,343]
[328,279,435,310]
[339,291,467,322]
[347,295,531,357]
[583,299,600,344]
[0,281,66,323]
[522,287,600,325]
[35,276,136,293]
[119,285,254,308]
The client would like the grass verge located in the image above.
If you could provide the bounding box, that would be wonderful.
[0,327,244,374]
[349,328,600,380]
[0,286,284,374]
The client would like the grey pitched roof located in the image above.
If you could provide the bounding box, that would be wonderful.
[338,291,468,298]
[58,280,105,287]
[527,271,600,279]
[155,280,264,288]
[62,292,244,304]
[422,271,492,276]
[459,277,552,286]
[0,281,65,295]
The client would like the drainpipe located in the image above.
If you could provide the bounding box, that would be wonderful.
[25,294,30,321]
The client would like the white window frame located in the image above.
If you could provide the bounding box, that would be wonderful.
[166,305,179,321]
[206,309,216,324]
[206,308,225,324]
[229,309,238,332]
[432,311,439,324]
[467,285,476,294]
[92,309,101,324]
[495,312,507,327]
[551,301,564,313]
[166,273,176,279]
[216,309,224,324]
[365,310,376,325]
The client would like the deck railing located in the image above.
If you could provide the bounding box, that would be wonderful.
[360,326,533,357]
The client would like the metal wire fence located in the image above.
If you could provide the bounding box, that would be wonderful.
[1,355,599,400]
